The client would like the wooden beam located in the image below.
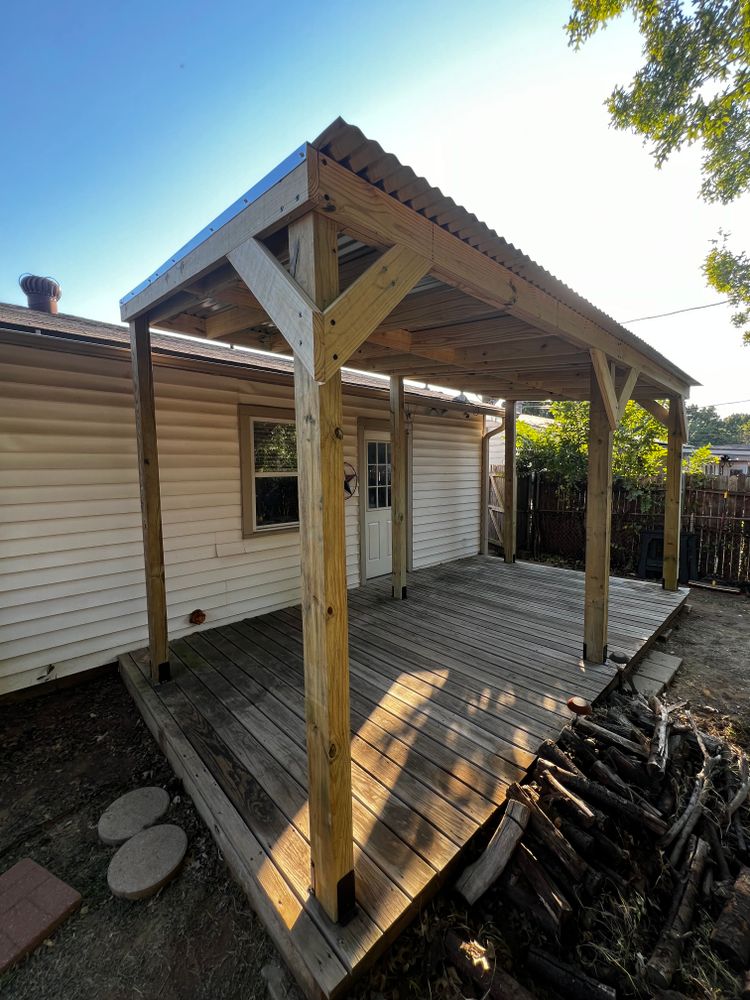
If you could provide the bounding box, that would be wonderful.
[289,212,355,924]
[316,152,691,398]
[390,376,408,599]
[503,402,517,563]
[663,399,685,592]
[675,395,688,442]
[638,398,670,426]
[129,317,170,684]
[228,236,321,378]
[583,373,614,662]
[121,156,315,322]
[480,419,504,555]
[617,366,639,421]
[590,349,619,430]
[204,305,269,339]
[322,246,430,379]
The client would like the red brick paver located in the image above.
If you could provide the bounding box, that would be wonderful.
[0,859,81,973]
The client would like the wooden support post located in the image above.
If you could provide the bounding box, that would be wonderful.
[503,401,517,563]
[583,377,614,662]
[663,398,685,591]
[129,317,170,683]
[390,375,408,599]
[289,212,355,924]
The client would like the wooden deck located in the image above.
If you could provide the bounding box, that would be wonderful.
[120,557,687,999]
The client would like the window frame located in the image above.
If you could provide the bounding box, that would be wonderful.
[239,404,300,538]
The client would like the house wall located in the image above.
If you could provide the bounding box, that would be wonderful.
[0,341,482,696]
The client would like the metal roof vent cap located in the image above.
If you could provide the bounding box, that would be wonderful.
[19,274,62,314]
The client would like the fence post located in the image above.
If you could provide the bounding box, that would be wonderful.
[663,399,685,591]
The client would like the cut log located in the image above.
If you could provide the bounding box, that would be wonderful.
[666,722,720,866]
[647,695,670,778]
[606,746,649,788]
[538,766,598,828]
[725,752,750,823]
[526,947,616,1000]
[537,738,586,777]
[704,818,732,884]
[575,717,650,758]
[711,866,750,970]
[646,838,710,988]
[514,842,572,933]
[557,817,629,869]
[506,783,587,882]
[538,762,668,835]
[735,812,748,856]
[558,727,600,770]
[444,931,536,1000]
[503,867,563,939]
[455,799,530,905]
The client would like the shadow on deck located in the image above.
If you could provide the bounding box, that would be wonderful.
[120,556,687,999]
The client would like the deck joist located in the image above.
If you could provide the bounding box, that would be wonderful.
[120,557,687,999]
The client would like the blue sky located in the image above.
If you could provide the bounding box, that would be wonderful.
[2,0,748,408]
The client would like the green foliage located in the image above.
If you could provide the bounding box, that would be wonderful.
[517,400,699,483]
[704,233,750,341]
[684,442,719,473]
[566,1,750,341]
[686,403,750,444]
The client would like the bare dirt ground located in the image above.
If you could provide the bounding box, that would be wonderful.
[666,587,750,748]
[0,671,274,1000]
[1,586,748,1000]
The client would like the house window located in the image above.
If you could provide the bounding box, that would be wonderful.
[239,406,299,536]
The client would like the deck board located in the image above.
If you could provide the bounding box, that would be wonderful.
[120,556,687,999]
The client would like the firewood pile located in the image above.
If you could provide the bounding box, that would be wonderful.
[450,688,750,999]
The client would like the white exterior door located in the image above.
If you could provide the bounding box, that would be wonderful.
[364,434,392,579]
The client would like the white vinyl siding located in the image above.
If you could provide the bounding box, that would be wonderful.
[0,341,482,695]
[411,414,482,568]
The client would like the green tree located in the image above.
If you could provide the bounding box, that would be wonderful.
[517,400,706,482]
[685,403,726,445]
[566,1,750,342]
[685,404,750,444]
[517,400,668,481]
[722,411,750,442]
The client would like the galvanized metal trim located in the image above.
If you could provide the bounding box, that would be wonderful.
[120,144,308,306]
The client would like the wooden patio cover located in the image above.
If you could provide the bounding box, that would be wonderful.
[120,118,698,928]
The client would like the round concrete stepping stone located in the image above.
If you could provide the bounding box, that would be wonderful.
[107,824,187,900]
[98,787,170,846]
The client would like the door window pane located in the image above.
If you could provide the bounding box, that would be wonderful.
[366,438,393,510]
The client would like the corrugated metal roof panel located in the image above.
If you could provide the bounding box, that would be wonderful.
[312,117,698,387]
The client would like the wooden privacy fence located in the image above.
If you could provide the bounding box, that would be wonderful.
[488,468,750,584]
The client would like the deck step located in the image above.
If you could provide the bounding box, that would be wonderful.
[631,650,683,697]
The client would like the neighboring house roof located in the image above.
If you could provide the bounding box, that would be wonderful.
[709,444,750,459]
[0,301,503,415]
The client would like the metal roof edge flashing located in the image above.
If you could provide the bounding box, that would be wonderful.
[120,144,308,306]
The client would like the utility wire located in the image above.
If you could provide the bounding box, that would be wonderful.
[623,300,730,323]
[696,397,750,408]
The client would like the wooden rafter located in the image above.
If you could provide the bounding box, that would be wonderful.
[315,151,691,398]
[638,398,670,426]
[228,236,320,377]
[590,349,619,430]
[229,234,432,381]
[617,367,640,420]
[321,244,431,379]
